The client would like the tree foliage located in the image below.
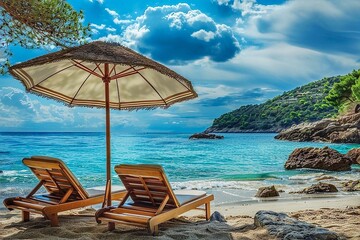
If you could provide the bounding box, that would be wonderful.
[325,69,360,107]
[210,76,340,132]
[352,78,360,101]
[0,0,90,74]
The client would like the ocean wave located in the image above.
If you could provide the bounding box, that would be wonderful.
[288,173,324,180]
[171,180,265,191]
[0,170,30,177]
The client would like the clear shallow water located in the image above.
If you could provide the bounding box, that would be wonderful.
[0,132,359,205]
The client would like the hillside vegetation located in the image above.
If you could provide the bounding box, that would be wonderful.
[207,76,341,133]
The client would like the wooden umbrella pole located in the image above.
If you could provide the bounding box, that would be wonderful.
[103,63,115,230]
[104,63,111,206]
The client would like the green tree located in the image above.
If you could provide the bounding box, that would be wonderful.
[325,70,359,107]
[0,0,90,74]
[351,78,360,101]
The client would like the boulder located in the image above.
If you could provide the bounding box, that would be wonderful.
[189,133,224,140]
[254,210,340,240]
[285,147,352,171]
[298,182,338,194]
[210,211,227,222]
[342,180,360,192]
[255,185,279,198]
[275,112,360,143]
[345,148,360,164]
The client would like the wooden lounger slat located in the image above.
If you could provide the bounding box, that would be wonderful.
[6,205,43,214]
[134,196,173,203]
[97,217,147,227]
[95,164,214,235]
[110,207,155,216]
[125,183,168,192]
[122,180,166,188]
[12,200,46,211]
[29,196,60,205]
[132,190,168,198]
[51,176,69,182]
[3,156,127,227]
[16,197,53,206]
[101,212,150,224]
[121,204,161,213]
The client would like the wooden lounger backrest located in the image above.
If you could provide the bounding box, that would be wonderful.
[115,164,180,208]
[23,156,89,200]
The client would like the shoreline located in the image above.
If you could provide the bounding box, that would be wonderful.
[213,195,360,216]
[1,195,359,239]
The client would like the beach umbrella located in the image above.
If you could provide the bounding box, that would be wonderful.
[9,41,197,212]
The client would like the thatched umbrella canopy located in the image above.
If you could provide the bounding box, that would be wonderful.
[9,41,197,225]
[10,41,197,109]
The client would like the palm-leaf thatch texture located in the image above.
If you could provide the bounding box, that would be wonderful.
[9,41,197,110]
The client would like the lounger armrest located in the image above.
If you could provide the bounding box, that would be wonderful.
[3,197,15,210]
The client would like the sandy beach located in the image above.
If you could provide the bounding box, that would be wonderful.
[1,195,359,239]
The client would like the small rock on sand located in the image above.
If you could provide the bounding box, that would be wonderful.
[210,211,227,222]
[255,185,279,198]
[342,180,360,192]
[295,182,338,194]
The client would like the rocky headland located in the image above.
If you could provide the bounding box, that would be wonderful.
[275,112,360,143]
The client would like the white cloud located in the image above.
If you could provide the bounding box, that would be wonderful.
[214,0,276,17]
[98,34,122,43]
[152,113,178,118]
[106,27,116,32]
[90,23,106,30]
[196,85,243,100]
[0,87,75,127]
[242,0,360,55]
[113,18,134,25]
[216,0,231,6]
[191,30,215,42]
[105,8,119,17]
[88,0,103,4]
[121,3,240,64]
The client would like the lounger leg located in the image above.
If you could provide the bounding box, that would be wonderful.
[22,211,30,222]
[108,222,115,231]
[205,202,211,221]
[49,213,59,227]
[150,225,158,236]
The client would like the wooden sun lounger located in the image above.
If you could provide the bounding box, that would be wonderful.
[95,164,214,235]
[3,156,126,226]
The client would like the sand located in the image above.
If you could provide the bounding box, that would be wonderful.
[1,196,359,240]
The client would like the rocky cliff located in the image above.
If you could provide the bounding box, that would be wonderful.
[275,112,360,143]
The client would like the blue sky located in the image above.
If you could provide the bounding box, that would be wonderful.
[1,0,360,132]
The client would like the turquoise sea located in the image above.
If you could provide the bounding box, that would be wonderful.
[0,132,359,206]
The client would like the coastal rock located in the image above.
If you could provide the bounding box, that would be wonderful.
[284,147,352,171]
[210,211,227,222]
[189,133,224,140]
[298,182,338,194]
[275,112,360,143]
[254,210,340,239]
[255,185,279,198]
[345,148,360,164]
[342,180,360,192]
